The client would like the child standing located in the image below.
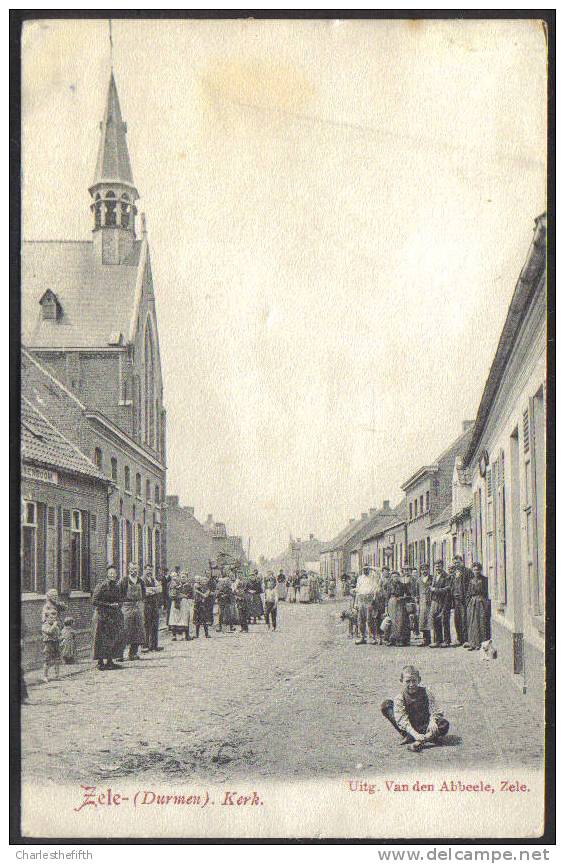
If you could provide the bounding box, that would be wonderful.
[264,578,278,631]
[60,616,77,664]
[42,588,67,624]
[42,608,62,682]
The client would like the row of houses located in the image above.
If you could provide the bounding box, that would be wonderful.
[321,213,547,700]
[165,496,247,575]
[260,533,324,577]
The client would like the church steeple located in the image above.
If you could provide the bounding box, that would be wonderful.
[89,72,139,264]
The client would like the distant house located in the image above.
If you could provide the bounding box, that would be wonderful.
[401,422,474,569]
[462,213,546,699]
[166,497,246,575]
[361,500,407,572]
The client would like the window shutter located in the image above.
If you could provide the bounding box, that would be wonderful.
[486,467,492,498]
[45,506,57,591]
[61,515,71,595]
[36,503,47,595]
[523,409,530,454]
[81,511,91,592]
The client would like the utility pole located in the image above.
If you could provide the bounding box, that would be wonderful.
[359,384,378,502]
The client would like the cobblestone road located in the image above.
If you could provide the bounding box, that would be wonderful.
[22,600,544,785]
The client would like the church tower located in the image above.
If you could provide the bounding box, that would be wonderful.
[89,72,139,265]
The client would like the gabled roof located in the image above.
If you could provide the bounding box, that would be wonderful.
[464,213,547,467]
[320,514,369,554]
[92,72,135,189]
[21,398,107,481]
[359,499,407,545]
[22,239,142,348]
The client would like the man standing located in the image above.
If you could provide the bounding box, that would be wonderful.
[142,565,163,652]
[354,565,379,645]
[233,573,249,632]
[119,563,146,661]
[216,569,235,632]
[429,561,451,648]
[451,557,471,646]
[417,563,432,647]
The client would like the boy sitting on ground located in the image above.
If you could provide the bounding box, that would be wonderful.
[381,665,449,752]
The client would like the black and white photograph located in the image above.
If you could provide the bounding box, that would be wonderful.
[13,14,552,841]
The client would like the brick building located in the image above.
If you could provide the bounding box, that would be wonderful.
[360,500,407,571]
[21,72,167,585]
[21,397,110,668]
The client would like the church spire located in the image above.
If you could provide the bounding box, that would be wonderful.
[89,72,139,263]
[93,72,135,188]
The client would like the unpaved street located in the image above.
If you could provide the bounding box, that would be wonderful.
[22,600,544,785]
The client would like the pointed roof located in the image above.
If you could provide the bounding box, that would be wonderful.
[92,72,135,189]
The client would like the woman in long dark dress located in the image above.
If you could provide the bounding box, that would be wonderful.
[92,565,124,670]
[387,571,411,646]
[466,563,489,650]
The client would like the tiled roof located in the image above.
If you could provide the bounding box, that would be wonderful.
[320,515,369,554]
[93,73,135,187]
[357,499,407,544]
[22,239,141,348]
[464,213,546,467]
[21,398,107,481]
[429,502,452,529]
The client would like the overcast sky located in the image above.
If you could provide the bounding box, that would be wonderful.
[22,18,547,559]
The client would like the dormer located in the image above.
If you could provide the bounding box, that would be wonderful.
[39,289,62,322]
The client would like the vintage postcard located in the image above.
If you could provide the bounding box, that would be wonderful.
[16,15,550,840]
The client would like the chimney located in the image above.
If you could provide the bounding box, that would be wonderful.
[309,533,314,541]
[166,495,179,509]
[369,508,377,516]
[462,420,473,433]
[383,499,390,510]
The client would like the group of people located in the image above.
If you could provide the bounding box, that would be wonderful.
[283,570,328,604]
[346,556,490,651]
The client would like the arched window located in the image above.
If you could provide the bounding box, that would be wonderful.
[94,447,102,469]
[120,193,130,229]
[144,318,156,448]
[105,191,117,227]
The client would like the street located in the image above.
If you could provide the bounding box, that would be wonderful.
[22,600,544,785]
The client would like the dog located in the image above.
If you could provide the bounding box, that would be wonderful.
[340,608,359,638]
[480,639,497,661]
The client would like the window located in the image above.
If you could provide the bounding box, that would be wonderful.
[105,191,117,227]
[111,457,117,482]
[94,447,102,470]
[124,465,131,492]
[420,495,424,514]
[136,472,142,497]
[426,490,430,511]
[414,499,418,517]
[111,515,120,572]
[22,501,37,592]
[409,502,413,520]
[136,522,144,570]
[525,390,545,617]
[495,450,507,606]
[146,479,151,502]
[155,484,160,504]
[120,193,130,229]
[69,510,82,591]
[144,320,156,448]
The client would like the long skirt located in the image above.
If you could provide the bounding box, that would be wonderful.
[418,597,431,631]
[287,585,297,603]
[247,592,264,619]
[388,596,410,644]
[467,595,489,648]
[122,601,146,646]
[92,606,124,659]
[168,597,192,631]
[277,582,287,601]
[299,584,310,603]
[193,599,209,626]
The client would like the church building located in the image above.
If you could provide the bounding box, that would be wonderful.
[21,72,167,601]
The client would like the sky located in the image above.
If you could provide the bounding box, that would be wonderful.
[21,18,547,560]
